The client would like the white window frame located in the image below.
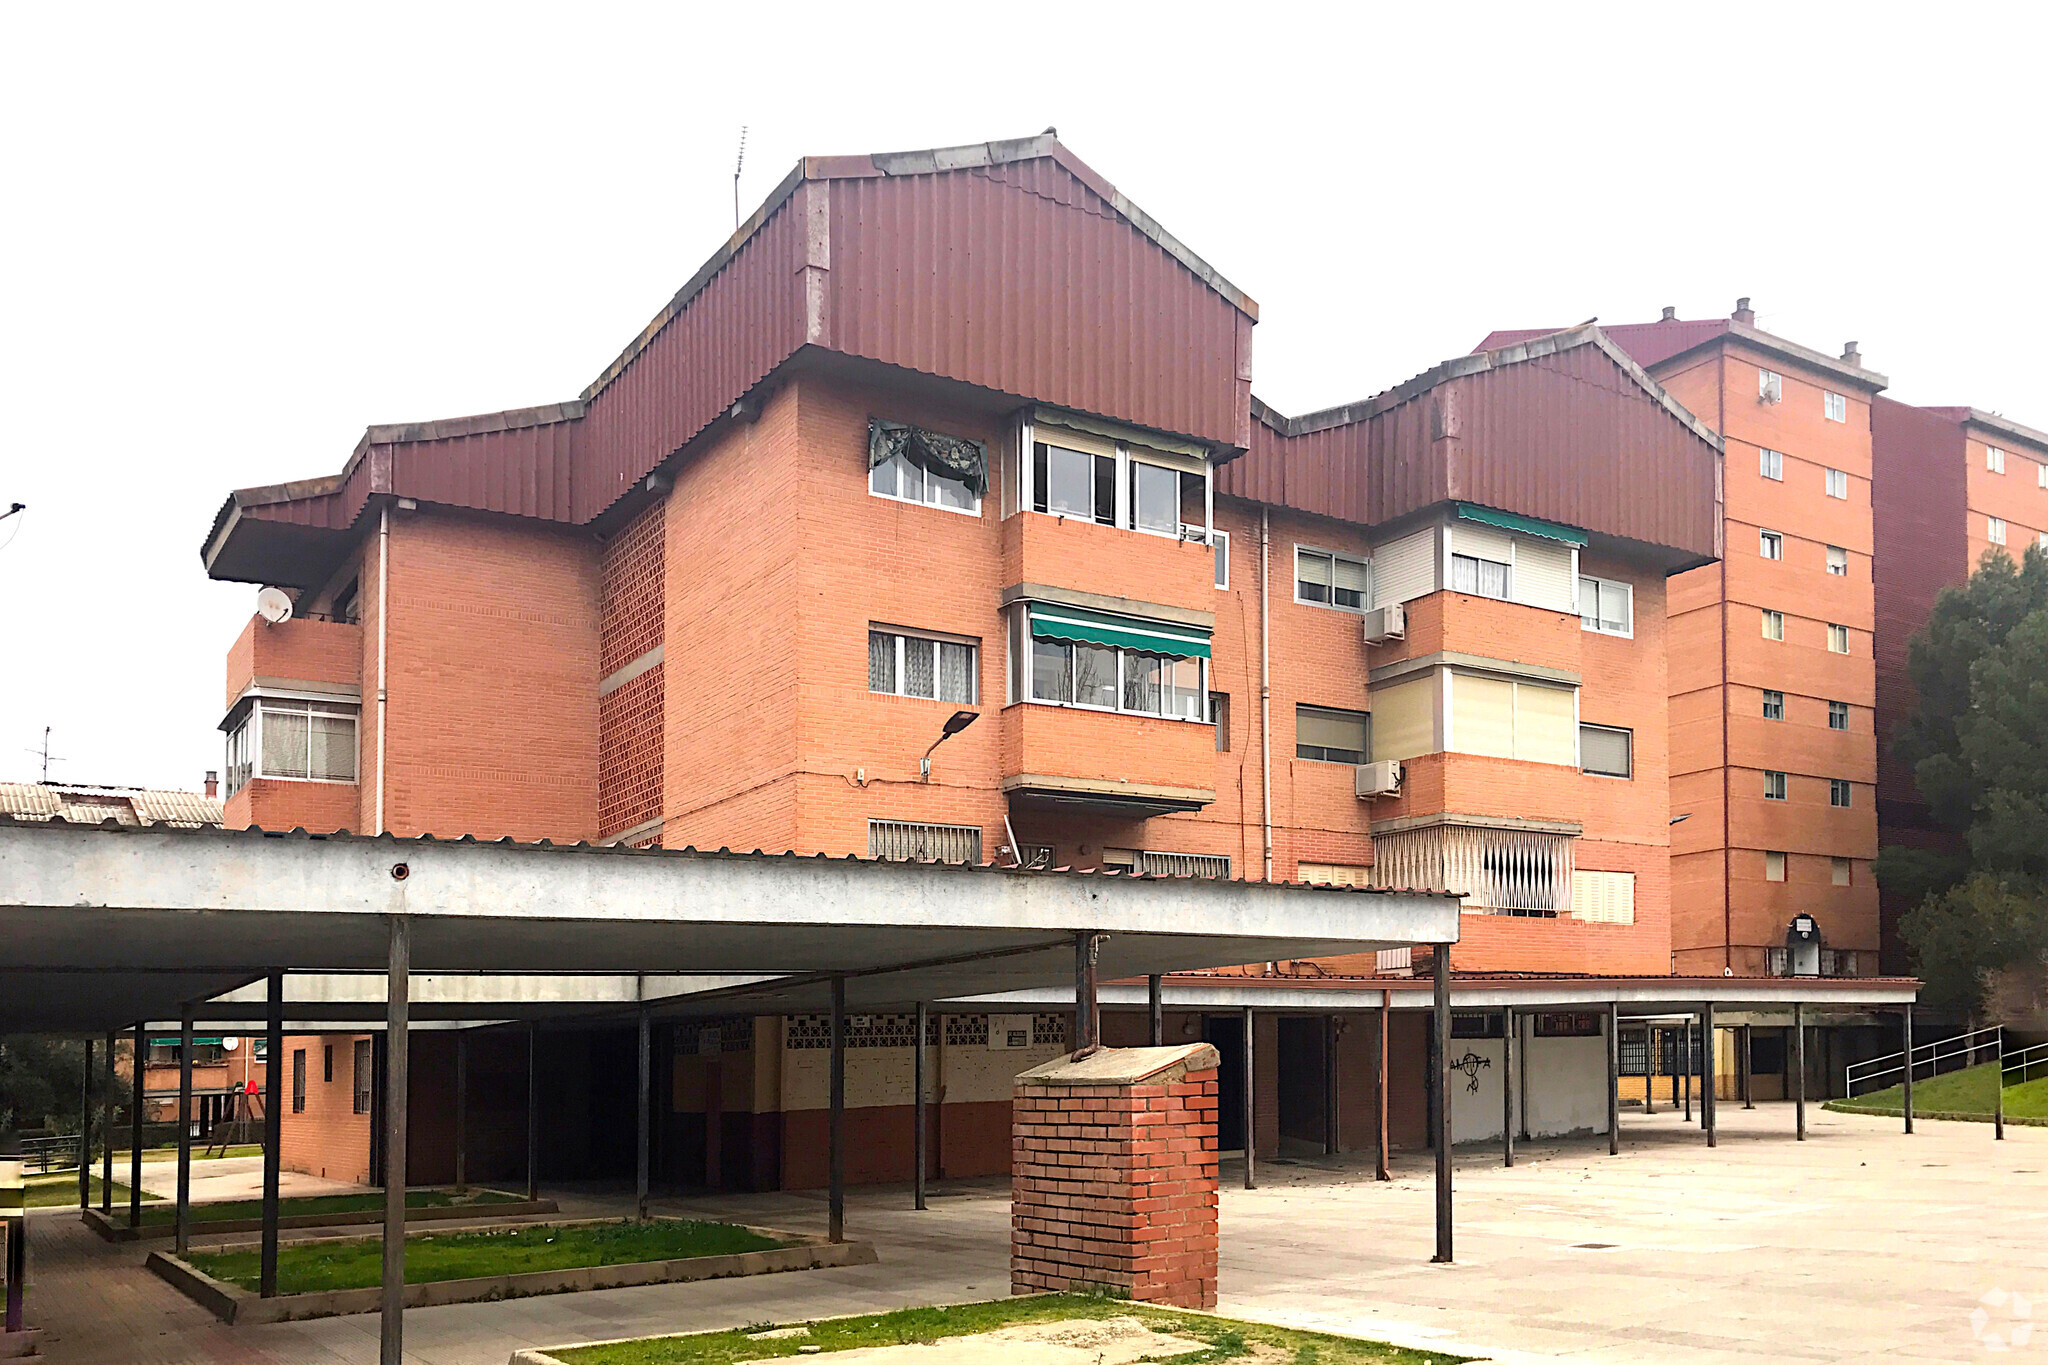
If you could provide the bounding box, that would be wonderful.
[1295,545,1371,612]
[1825,467,1848,499]
[1828,623,1850,654]
[1830,778,1853,808]
[1826,545,1849,576]
[1578,574,1634,638]
[1828,700,1850,731]
[1209,529,1231,590]
[1579,723,1633,779]
[1295,704,1371,765]
[1765,851,1787,882]
[1023,425,1215,545]
[1449,552,1511,600]
[867,430,985,518]
[1759,529,1784,561]
[1021,623,1210,724]
[1762,609,1786,642]
[1824,391,1847,422]
[2038,461,2047,490]
[868,626,978,704]
[1442,671,1581,767]
[1759,448,1784,481]
[1762,690,1785,721]
[1759,369,1783,402]
[1764,771,1788,801]
[224,692,361,796]
[1987,446,2007,474]
[1832,857,1853,887]
[1989,516,2008,546]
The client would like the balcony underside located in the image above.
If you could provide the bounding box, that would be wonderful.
[1003,773,1214,817]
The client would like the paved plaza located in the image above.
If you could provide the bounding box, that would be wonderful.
[24,1106,2048,1364]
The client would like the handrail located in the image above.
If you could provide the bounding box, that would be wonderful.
[1845,1024,2004,1097]
[2005,1039,2048,1087]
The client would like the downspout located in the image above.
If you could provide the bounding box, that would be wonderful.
[1718,369,1732,973]
[374,503,390,836]
[1260,508,1274,883]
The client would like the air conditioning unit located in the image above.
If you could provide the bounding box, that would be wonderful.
[1355,759,1403,798]
[1361,602,1406,644]
[988,1014,1034,1050]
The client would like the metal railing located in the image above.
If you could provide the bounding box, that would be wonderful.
[18,1133,83,1174]
[2006,1038,2048,1088]
[1845,1023,2005,1098]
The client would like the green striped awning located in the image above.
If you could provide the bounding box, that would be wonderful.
[1028,604,1211,660]
[150,1036,225,1047]
[1455,503,1587,546]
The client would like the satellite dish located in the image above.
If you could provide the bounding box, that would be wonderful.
[222,1037,239,1051]
[255,586,294,625]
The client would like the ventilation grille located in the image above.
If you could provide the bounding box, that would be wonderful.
[869,820,982,865]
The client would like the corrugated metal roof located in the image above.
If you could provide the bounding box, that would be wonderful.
[206,135,1258,587]
[1476,319,1731,371]
[0,783,224,828]
[1222,324,1723,567]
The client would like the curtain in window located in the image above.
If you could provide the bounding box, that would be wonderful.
[938,642,972,703]
[903,636,937,698]
[262,707,311,779]
[309,711,357,781]
[868,632,896,693]
[868,420,986,496]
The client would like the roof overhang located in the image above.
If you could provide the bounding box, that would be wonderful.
[1652,321,1890,395]
[963,974,1920,1014]
[1002,774,1215,817]
[1954,407,2048,457]
[0,818,1459,1033]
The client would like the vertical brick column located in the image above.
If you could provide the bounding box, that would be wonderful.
[1011,1042,1220,1309]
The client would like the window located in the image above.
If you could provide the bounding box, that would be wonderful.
[1987,446,2007,474]
[1211,529,1231,589]
[1762,690,1785,720]
[1579,575,1633,636]
[1032,441,1115,524]
[1989,516,2007,546]
[1759,529,1784,560]
[1298,863,1372,886]
[353,1040,372,1115]
[1759,448,1784,481]
[1825,467,1848,499]
[1210,693,1229,751]
[1569,871,1636,925]
[1764,771,1788,800]
[1828,700,1849,730]
[322,1045,333,1083]
[2039,462,2047,490]
[223,696,360,796]
[1128,460,1182,535]
[1832,857,1853,886]
[1830,778,1853,808]
[1826,545,1848,576]
[869,629,976,704]
[1765,851,1787,882]
[1297,705,1369,764]
[1029,636,1205,721]
[1451,553,1511,600]
[869,820,983,864]
[1828,623,1850,653]
[1448,674,1578,766]
[1580,724,1632,778]
[1762,609,1785,641]
[1296,547,1369,610]
[291,1048,306,1114]
[1759,369,1783,402]
[1824,391,1847,422]
[869,421,984,514]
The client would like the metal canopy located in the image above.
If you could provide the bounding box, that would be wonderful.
[0,819,1462,1032]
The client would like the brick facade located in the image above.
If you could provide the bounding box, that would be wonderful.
[1011,1044,1221,1309]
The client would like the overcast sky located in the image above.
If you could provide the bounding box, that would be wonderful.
[4,4,2043,791]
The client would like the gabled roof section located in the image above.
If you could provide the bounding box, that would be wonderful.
[1477,314,1888,394]
[205,135,1257,587]
[1224,324,1725,571]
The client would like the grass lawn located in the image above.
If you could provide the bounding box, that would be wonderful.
[137,1185,520,1226]
[188,1218,787,1295]
[139,1143,266,1161]
[556,1293,1469,1365]
[23,1173,157,1209]
[1826,1062,2048,1121]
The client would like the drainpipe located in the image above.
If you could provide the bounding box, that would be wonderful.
[374,503,390,835]
[1259,508,1273,883]
[1717,373,1731,972]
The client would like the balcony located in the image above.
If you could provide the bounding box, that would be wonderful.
[1000,701,1216,817]
[224,613,363,710]
[1001,511,1215,621]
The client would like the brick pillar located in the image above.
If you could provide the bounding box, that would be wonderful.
[1011,1042,1220,1309]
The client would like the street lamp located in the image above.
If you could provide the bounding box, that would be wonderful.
[920,710,978,781]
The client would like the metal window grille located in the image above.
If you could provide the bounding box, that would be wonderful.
[1765,947,1789,977]
[352,1039,373,1114]
[1371,824,1572,915]
[868,820,982,864]
[1136,851,1230,879]
[291,1049,306,1113]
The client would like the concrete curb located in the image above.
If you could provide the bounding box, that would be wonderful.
[1822,1102,2048,1127]
[145,1221,879,1325]
[82,1194,558,1242]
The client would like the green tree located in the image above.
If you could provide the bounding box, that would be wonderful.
[1880,545,2048,1010]
[0,1036,122,1142]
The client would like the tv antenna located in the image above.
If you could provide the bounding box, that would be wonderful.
[733,126,748,231]
[27,725,63,782]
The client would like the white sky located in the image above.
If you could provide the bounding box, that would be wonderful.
[3,4,2043,791]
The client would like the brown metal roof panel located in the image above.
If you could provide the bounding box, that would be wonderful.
[824,161,1250,450]
[570,196,807,522]
[385,417,577,524]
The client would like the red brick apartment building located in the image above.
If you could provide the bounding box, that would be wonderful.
[1483,307,1886,983]
[1871,399,2048,971]
[201,137,1886,1192]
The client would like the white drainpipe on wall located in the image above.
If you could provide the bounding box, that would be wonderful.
[374,503,390,836]
[1259,507,1273,883]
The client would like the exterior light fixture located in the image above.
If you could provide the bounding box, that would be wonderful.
[920,710,979,781]
[1670,813,1692,825]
